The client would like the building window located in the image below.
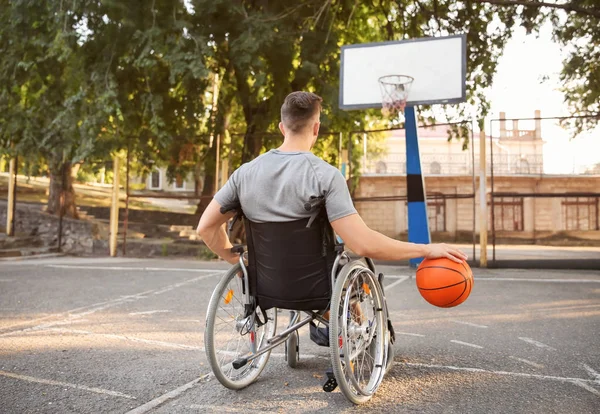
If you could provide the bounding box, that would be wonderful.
[174,175,185,190]
[515,158,530,174]
[376,161,387,174]
[149,170,161,189]
[562,198,599,231]
[427,194,446,232]
[490,198,523,231]
[430,162,442,175]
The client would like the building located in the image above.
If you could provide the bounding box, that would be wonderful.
[131,168,196,192]
[355,111,600,244]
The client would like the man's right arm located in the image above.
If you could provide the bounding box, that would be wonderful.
[330,213,467,263]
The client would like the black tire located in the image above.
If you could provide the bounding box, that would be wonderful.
[329,261,387,404]
[286,330,299,368]
[205,264,277,389]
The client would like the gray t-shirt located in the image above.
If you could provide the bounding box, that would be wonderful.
[214,149,357,223]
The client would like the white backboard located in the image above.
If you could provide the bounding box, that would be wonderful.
[339,35,466,109]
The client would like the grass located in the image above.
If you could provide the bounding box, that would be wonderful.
[0,173,195,213]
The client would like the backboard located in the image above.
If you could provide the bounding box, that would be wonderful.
[339,35,466,110]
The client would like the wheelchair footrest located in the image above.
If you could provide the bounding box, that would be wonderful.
[309,322,329,347]
[322,369,337,392]
[232,357,249,369]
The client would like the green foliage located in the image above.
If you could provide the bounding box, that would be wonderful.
[1,0,598,215]
[552,0,600,132]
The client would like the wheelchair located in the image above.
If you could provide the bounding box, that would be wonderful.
[204,199,395,404]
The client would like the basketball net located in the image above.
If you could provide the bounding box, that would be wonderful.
[378,75,414,117]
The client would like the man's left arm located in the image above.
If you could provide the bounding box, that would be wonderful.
[196,199,239,265]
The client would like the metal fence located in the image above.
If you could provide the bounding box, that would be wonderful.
[488,114,600,269]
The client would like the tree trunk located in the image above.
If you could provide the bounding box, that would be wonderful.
[194,144,215,216]
[195,70,235,216]
[241,124,264,164]
[47,162,79,219]
[241,102,270,164]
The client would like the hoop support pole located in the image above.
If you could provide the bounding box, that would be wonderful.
[404,106,431,267]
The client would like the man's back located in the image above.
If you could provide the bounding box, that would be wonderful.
[214,149,356,224]
[197,91,467,266]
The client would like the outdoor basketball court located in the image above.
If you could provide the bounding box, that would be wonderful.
[1,257,598,413]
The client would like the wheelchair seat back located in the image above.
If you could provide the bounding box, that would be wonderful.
[243,208,336,311]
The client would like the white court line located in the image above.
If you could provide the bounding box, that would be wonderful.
[0,279,14,282]
[187,405,264,413]
[385,276,409,291]
[129,310,171,316]
[170,319,202,323]
[573,380,600,397]
[518,337,556,351]
[125,374,211,414]
[476,277,600,284]
[400,362,600,385]
[0,273,218,337]
[451,320,488,329]
[48,328,326,361]
[49,328,203,351]
[450,340,484,349]
[395,332,426,337]
[582,363,600,384]
[0,288,161,332]
[47,265,222,273]
[124,350,327,414]
[0,290,154,337]
[0,369,136,400]
[0,288,167,332]
[400,362,600,396]
[509,356,544,369]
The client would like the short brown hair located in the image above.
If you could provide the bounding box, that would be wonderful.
[281,91,322,133]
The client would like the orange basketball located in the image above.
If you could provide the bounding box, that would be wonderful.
[416,258,473,308]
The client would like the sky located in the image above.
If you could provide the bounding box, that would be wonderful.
[486,22,600,174]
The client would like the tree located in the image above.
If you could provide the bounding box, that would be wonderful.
[2,0,598,221]
[469,0,600,132]
[0,0,109,218]
[0,0,212,217]
[552,1,600,132]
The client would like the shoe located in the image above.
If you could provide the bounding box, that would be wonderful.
[309,322,330,347]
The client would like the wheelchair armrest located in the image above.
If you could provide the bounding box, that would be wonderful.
[231,244,246,254]
[220,202,241,215]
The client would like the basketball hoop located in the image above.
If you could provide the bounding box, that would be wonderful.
[378,75,414,117]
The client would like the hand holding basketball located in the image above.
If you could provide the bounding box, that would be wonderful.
[424,243,467,263]
[416,257,473,308]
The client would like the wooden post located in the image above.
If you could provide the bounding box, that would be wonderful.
[123,146,130,256]
[220,157,229,186]
[211,72,220,193]
[338,132,343,170]
[6,157,16,236]
[362,133,367,173]
[214,133,221,191]
[341,149,349,179]
[479,129,488,268]
[109,156,120,257]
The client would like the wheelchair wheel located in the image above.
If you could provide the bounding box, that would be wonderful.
[286,330,299,368]
[329,261,387,404]
[205,264,277,390]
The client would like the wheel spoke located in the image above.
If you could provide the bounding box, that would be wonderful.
[205,266,277,389]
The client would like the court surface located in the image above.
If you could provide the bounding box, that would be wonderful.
[1,257,599,413]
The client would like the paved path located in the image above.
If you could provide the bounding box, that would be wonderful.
[1,257,599,413]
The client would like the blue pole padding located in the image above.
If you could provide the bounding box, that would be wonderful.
[404,106,431,267]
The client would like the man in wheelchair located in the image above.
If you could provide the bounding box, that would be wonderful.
[197,91,467,404]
